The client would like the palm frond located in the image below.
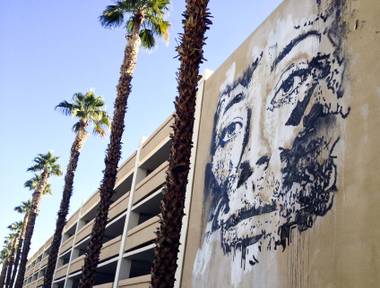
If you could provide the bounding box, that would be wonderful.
[50,163,62,176]
[148,0,170,12]
[145,17,170,41]
[24,174,53,195]
[27,153,45,172]
[72,122,82,133]
[92,125,106,137]
[139,28,155,48]
[14,200,33,214]
[59,90,110,139]
[42,183,52,195]
[24,174,40,190]
[92,111,111,137]
[55,100,74,116]
[26,152,62,183]
[100,4,126,28]
[125,18,135,33]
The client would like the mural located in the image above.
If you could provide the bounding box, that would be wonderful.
[193,0,350,284]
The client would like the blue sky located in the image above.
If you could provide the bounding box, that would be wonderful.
[0,0,282,255]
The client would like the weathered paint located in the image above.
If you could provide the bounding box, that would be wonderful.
[180,0,380,287]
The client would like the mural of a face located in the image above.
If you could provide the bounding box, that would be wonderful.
[200,0,350,270]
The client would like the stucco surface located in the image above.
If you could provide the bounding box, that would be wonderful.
[181,0,380,287]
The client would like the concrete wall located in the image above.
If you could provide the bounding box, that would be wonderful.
[181,0,380,287]
[24,115,174,287]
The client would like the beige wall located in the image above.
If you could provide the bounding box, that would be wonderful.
[119,275,151,288]
[125,216,160,251]
[139,115,174,161]
[181,0,380,287]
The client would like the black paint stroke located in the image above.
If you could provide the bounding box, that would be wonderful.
[271,30,321,71]
[203,0,350,269]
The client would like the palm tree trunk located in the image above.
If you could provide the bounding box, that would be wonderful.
[0,258,9,287]
[150,1,211,287]
[78,17,143,288]
[10,213,28,288]
[5,237,17,288]
[10,236,23,288]
[14,171,48,288]
[43,128,88,288]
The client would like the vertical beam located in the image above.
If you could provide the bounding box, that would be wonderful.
[174,70,213,288]
[113,138,146,287]
[118,258,132,280]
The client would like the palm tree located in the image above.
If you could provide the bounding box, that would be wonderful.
[43,91,110,287]
[0,239,12,287]
[79,1,170,286]
[5,222,23,288]
[10,200,33,288]
[150,1,211,287]
[14,152,62,288]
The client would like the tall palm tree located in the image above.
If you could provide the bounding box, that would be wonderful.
[0,238,12,287]
[5,222,22,288]
[10,200,32,288]
[79,1,170,286]
[43,91,110,287]
[14,152,62,288]
[0,255,6,286]
[150,1,211,287]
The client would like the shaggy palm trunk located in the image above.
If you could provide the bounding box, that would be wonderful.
[15,171,48,288]
[10,235,23,288]
[44,127,88,288]
[0,258,9,287]
[150,1,211,287]
[5,237,17,288]
[78,17,142,288]
[10,213,28,288]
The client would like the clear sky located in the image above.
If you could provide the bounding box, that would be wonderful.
[0,0,282,256]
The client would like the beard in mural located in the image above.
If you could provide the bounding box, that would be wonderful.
[197,0,350,272]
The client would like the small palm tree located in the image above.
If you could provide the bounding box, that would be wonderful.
[14,152,62,288]
[43,91,110,287]
[0,239,12,287]
[150,0,211,287]
[10,200,32,288]
[5,222,23,288]
[79,1,170,286]
[0,252,7,286]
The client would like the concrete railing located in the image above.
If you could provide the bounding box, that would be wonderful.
[64,210,79,233]
[81,191,100,217]
[36,277,44,286]
[133,161,168,205]
[99,236,122,261]
[59,235,74,255]
[75,219,94,244]
[116,152,137,187]
[125,216,160,251]
[108,193,129,221]
[54,263,68,280]
[68,255,85,274]
[40,255,48,268]
[139,115,173,161]
[93,283,113,288]
[119,274,151,288]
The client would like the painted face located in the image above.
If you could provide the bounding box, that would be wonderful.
[205,0,349,266]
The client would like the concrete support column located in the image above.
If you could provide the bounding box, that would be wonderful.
[118,258,132,281]
[113,138,146,288]
[64,278,74,288]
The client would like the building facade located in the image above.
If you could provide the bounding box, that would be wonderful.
[23,114,175,288]
[23,0,380,287]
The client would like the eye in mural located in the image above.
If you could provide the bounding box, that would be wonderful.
[195,0,350,276]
